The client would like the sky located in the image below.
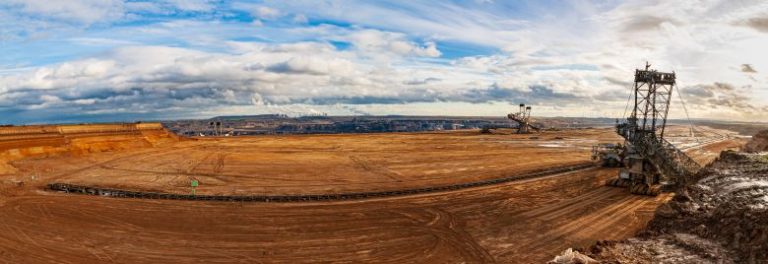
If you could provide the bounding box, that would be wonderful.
[0,0,767,124]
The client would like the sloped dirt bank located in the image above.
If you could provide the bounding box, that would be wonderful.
[744,130,768,153]
[0,123,180,175]
[555,148,768,264]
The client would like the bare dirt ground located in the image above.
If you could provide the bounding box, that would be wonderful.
[0,125,746,263]
[665,125,746,165]
[16,129,618,195]
[0,168,669,263]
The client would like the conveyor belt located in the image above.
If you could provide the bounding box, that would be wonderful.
[47,163,596,202]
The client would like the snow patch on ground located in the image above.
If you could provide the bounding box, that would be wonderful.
[722,180,768,193]
[538,142,575,148]
[750,195,768,210]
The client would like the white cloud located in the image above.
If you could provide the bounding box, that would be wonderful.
[67,37,138,46]
[293,14,309,24]
[0,42,486,120]
[124,2,162,13]
[253,6,280,20]
[4,0,125,24]
[345,29,441,58]
[264,1,530,48]
[1,0,767,122]
[163,0,214,12]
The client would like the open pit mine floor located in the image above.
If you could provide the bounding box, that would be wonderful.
[2,167,668,263]
[16,129,620,195]
[0,125,743,263]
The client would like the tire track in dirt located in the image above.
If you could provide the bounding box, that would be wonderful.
[349,155,403,182]
[9,168,664,263]
[535,196,649,254]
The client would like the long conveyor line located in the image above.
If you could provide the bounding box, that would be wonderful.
[47,163,596,202]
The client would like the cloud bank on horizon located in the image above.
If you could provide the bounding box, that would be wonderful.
[0,0,766,124]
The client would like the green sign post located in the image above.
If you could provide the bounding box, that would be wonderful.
[191,179,199,195]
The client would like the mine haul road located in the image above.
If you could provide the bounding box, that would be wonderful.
[0,126,742,263]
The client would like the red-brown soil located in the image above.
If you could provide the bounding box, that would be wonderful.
[0,124,744,263]
[16,129,617,195]
[0,168,670,263]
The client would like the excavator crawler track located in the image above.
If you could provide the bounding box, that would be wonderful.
[605,179,659,196]
[628,183,659,196]
[604,178,631,187]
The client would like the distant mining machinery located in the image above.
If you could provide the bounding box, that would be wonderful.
[591,143,623,167]
[208,120,223,136]
[606,62,702,195]
[480,103,540,134]
[507,104,540,134]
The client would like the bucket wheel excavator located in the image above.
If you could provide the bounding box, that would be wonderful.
[507,104,540,134]
[606,62,702,196]
[481,103,541,134]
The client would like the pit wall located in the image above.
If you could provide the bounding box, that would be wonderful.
[0,123,182,174]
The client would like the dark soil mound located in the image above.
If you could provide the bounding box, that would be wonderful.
[585,151,768,264]
[744,130,768,153]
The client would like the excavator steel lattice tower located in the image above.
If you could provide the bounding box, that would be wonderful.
[609,62,702,195]
[622,62,674,142]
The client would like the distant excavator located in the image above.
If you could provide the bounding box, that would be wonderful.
[600,62,702,196]
[481,103,541,134]
[507,104,541,134]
